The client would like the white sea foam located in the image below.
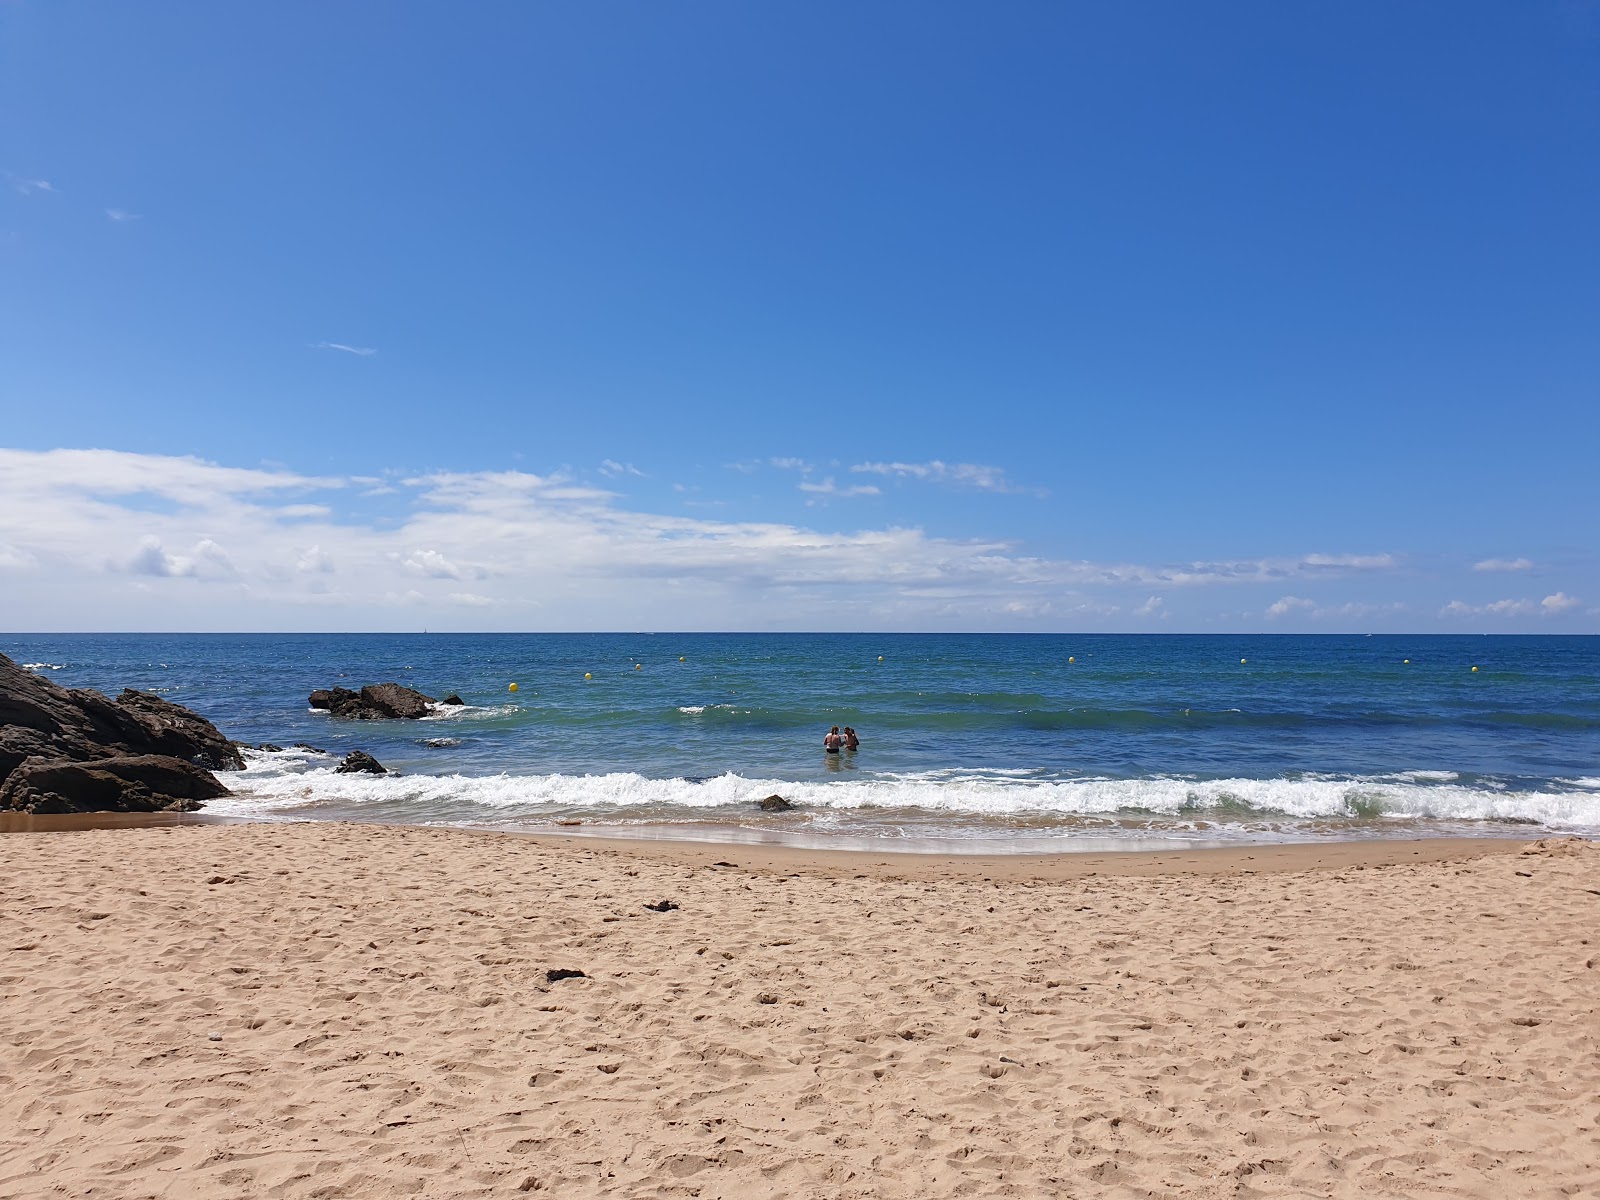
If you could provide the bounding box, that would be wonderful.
[21,662,66,671]
[678,706,706,715]
[1563,777,1600,790]
[213,758,1600,831]
[418,703,521,722]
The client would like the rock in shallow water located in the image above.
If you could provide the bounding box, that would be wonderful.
[335,750,388,775]
[0,651,238,813]
[309,683,435,720]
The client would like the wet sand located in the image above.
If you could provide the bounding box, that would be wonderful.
[2,821,1596,1198]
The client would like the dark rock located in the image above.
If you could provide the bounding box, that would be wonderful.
[0,754,230,814]
[421,737,463,748]
[308,682,435,720]
[114,689,244,770]
[335,750,387,775]
[0,651,238,812]
[644,900,679,912]
[546,968,586,983]
[440,694,465,706]
[293,743,327,754]
[757,793,793,812]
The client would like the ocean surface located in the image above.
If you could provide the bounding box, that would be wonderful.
[7,633,1599,850]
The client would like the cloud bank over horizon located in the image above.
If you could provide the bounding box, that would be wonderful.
[0,448,1588,633]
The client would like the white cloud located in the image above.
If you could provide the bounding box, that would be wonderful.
[1443,598,1537,617]
[599,460,644,478]
[105,208,140,222]
[0,447,1441,631]
[296,546,334,574]
[314,342,377,357]
[850,460,1036,495]
[127,536,188,578]
[447,592,497,608]
[770,457,813,472]
[1266,596,1316,618]
[12,177,54,196]
[402,549,475,580]
[1267,595,1406,622]
[122,536,234,579]
[797,477,880,499]
[1445,594,1581,618]
[1300,553,1396,570]
[1134,596,1165,617]
[1473,557,1533,573]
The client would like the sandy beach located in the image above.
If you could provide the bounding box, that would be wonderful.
[2,824,1596,1199]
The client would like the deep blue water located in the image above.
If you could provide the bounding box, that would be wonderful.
[7,633,1599,844]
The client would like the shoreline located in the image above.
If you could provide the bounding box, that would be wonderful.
[0,809,1535,877]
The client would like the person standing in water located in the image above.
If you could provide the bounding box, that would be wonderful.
[823,726,843,753]
[843,727,860,751]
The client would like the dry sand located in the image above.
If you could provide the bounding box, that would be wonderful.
[2,823,1596,1199]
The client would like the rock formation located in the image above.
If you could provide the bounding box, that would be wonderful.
[335,750,387,775]
[309,683,435,720]
[0,652,240,813]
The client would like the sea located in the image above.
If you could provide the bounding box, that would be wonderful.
[7,633,1599,850]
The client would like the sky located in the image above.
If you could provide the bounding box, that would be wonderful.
[2,1,1597,632]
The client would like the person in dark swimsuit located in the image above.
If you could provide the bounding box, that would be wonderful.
[823,725,843,753]
[843,727,859,751]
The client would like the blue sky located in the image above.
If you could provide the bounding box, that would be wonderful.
[2,1,1596,632]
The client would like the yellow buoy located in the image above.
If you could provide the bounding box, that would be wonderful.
[1471,665,1479,673]
[877,655,883,662]
[584,672,592,680]
[508,682,518,693]
[635,663,642,670]
[1403,659,1410,665]
[1068,656,1075,663]
[1240,658,1247,664]
[679,656,685,662]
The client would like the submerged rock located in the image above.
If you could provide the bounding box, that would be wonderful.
[757,793,794,812]
[440,694,465,706]
[335,750,387,775]
[310,683,435,720]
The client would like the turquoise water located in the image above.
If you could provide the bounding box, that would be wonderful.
[8,633,1599,845]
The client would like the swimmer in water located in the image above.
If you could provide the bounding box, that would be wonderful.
[823,725,843,753]
[843,726,859,751]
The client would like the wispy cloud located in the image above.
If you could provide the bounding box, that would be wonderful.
[1266,596,1316,618]
[850,460,1039,495]
[797,477,880,500]
[314,342,377,357]
[1442,593,1580,618]
[11,176,55,196]
[599,460,644,478]
[0,448,1454,631]
[770,457,813,472]
[1267,595,1405,621]
[1473,557,1533,573]
[105,208,140,222]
